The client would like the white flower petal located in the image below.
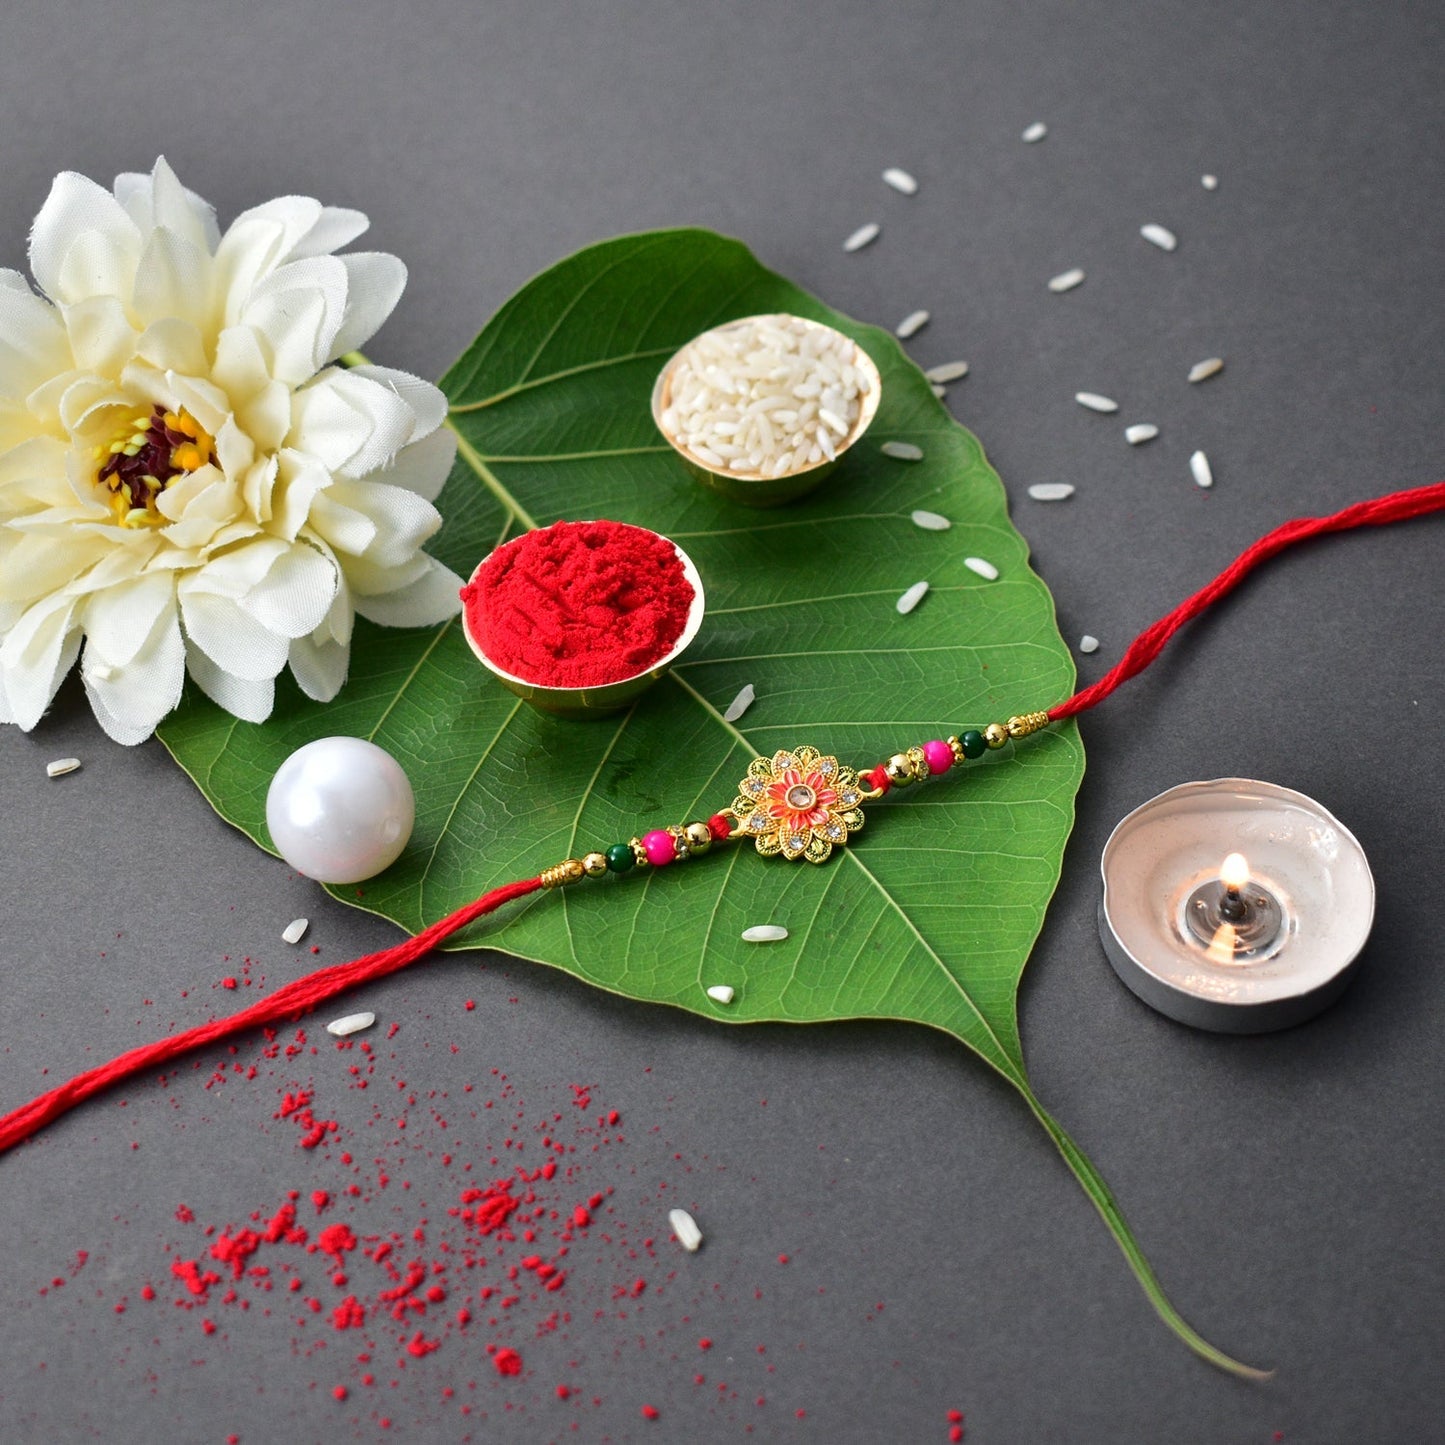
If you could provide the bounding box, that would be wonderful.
[373,428,456,503]
[60,295,135,376]
[185,645,275,723]
[0,592,81,729]
[328,479,441,566]
[289,206,370,260]
[291,369,418,477]
[183,536,289,598]
[81,598,185,744]
[307,491,378,556]
[135,317,209,377]
[0,528,109,603]
[348,364,448,439]
[242,254,348,384]
[352,554,463,627]
[114,158,220,256]
[271,448,335,542]
[57,228,142,308]
[0,274,72,397]
[288,630,350,702]
[29,171,140,303]
[237,541,337,640]
[179,586,290,681]
[80,571,175,667]
[325,253,407,362]
[132,227,213,332]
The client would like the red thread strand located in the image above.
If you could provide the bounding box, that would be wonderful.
[0,875,543,1158]
[1048,481,1445,721]
[2,483,1441,1161]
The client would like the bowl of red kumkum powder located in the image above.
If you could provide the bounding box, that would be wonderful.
[460,519,705,717]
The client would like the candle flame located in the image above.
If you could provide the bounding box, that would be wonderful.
[1206,922,1238,963]
[1220,851,1250,891]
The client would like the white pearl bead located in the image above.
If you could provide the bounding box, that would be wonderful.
[265,737,415,884]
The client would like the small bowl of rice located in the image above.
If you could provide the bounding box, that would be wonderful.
[651,313,881,507]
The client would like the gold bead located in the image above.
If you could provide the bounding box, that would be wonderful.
[946,735,965,765]
[581,851,609,878]
[883,752,916,785]
[984,722,1010,750]
[683,822,713,855]
[628,836,649,868]
[1006,710,1051,739]
[541,858,587,888]
[905,745,930,779]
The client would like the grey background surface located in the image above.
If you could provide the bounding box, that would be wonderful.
[0,1,1441,1441]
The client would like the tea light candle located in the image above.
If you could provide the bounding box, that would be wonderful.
[1098,779,1375,1032]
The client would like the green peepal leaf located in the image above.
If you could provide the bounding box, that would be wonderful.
[157,229,1265,1377]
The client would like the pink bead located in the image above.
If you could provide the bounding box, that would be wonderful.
[922,740,954,775]
[642,829,678,867]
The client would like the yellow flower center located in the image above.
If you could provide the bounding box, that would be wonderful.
[93,405,216,528]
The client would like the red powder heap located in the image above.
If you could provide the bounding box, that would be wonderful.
[462,520,694,688]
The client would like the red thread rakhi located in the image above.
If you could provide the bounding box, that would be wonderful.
[0,479,1442,1158]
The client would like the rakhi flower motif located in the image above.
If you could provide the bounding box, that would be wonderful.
[0,157,462,745]
[730,746,865,863]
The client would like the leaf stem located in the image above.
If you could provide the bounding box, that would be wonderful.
[1017,1082,1275,1381]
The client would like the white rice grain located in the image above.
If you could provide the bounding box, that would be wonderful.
[45,758,80,778]
[1140,222,1178,252]
[882,167,918,195]
[896,309,930,339]
[911,509,952,531]
[924,361,969,383]
[1188,357,1224,383]
[723,683,756,723]
[1190,450,1214,488]
[1125,423,1159,445]
[896,580,930,614]
[281,917,309,945]
[1027,483,1075,502]
[930,384,948,399]
[1075,392,1119,414]
[1022,121,1048,143]
[881,440,924,461]
[1202,174,1219,190]
[1079,635,1100,654]
[843,222,881,252]
[706,984,735,1004]
[1048,268,1086,293]
[669,1207,704,1252]
[742,924,789,943]
[327,1011,376,1038]
[964,556,999,581]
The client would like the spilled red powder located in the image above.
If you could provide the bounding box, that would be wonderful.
[461,520,694,688]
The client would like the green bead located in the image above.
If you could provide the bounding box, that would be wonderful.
[960,729,987,760]
[604,843,636,873]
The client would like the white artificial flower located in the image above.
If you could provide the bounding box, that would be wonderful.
[0,157,462,745]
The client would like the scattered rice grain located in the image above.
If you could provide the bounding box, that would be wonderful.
[1202,174,1219,190]
[1075,392,1119,414]
[281,917,309,945]
[1022,121,1048,143]
[881,440,923,461]
[706,985,735,1005]
[964,556,999,581]
[843,222,881,252]
[327,1011,376,1038]
[1027,483,1075,502]
[1125,423,1159,445]
[930,384,947,399]
[742,924,789,943]
[896,580,930,614]
[669,1208,704,1252]
[1140,222,1178,252]
[45,758,80,778]
[723,683,756,723]
[1188,357,1224,383]
[911,509,951,531]
[1048,268,1086,293]
[882,167,918,195]
[896,309,930,339]
[1190,450,1214,488]
[924,361,968,383]
[1079,635,1100,654]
